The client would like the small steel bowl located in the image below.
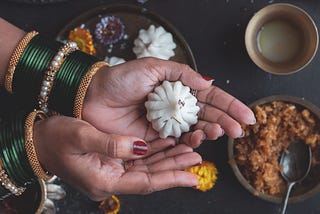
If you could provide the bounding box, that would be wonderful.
[228,95,320,203]
[245,3,318,75]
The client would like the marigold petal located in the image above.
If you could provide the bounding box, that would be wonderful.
[185,161,218,192]
[99,195,120,214]
[68,27,96,55]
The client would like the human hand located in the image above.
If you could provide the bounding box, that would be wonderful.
[83,58,255,148]
[33,116,200,201]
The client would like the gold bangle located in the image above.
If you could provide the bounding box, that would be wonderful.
[0,160,26,196]
[4,31,39,94]
[73,61,109,119]
[24,110,53,180]
[38,42,78,113]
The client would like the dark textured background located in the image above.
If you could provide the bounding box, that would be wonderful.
[1,0,320,213]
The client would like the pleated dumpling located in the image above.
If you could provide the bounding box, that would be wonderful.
[145,81,200,138]
[104,56,126,66]
[133,25,176,60]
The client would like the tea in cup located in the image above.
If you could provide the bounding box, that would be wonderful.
[245,3,318,75]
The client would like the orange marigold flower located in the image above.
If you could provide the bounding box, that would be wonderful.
[185,161,218,192]
[99,195,120,214]
[68,27,96,55]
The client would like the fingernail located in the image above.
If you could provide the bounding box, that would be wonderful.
[201,133,207,141]
[133,141,148,156]
[250,118,256,125]
[219,128,225,137]
[201,75,215,82]
[239,130,245,138]
[193,162,202,167]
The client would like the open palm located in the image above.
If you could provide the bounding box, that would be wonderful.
[83,58,255,147]
[34,116,200,201]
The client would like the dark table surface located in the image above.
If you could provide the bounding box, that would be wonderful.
[1,0,320,213]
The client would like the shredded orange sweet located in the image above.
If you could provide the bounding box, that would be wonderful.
[235,101,320,195]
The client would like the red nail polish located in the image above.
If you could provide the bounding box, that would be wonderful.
[133,141,148,155]
[168,145,175,149]
[201,75,215,81]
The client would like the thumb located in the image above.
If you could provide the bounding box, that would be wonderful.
[141,58,213,90]
[87,131,149,159]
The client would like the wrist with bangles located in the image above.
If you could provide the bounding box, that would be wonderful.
[0,110,51,200]
[5,30,109,117]
[0,30,109,200]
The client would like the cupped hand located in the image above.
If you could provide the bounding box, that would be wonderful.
[83,58,255,148]
[33,116,200,201]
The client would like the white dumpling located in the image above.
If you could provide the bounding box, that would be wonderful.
[133,25,176,60]
[145,81,200,138]
[104,56,126,66]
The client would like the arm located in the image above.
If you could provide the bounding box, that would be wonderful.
[0,18,256,144]
[0,18,255,200]
[0,18,25,85]
[0,19,200,200]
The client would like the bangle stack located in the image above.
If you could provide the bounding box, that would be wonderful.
[38,42,78,113]
[0,111,49,200]
[0,112,37,187]
[49,50,99,116]
[5,31,39,94]
[11,34,61,110]
[0,30,110,199]
[7,31,101,116]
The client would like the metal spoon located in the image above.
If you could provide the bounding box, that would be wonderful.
[280,141,312,214]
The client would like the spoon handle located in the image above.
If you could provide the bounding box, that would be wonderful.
[281,182,295,214]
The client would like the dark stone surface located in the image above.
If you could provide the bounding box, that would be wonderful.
[1,0,320,213]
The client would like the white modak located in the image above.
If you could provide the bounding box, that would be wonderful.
[145,81,200,138]
[133,25,176,60]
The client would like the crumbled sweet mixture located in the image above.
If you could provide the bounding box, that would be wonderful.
[234,101,320,195]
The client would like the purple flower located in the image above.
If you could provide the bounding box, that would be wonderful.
[95,16,125,45]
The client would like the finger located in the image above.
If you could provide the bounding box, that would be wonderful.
[130,152,202,173]
[86,193,112,202]
[197,85,256,125]
[197,102,243,138]
[133,144,193,166]
[110,171,198,194]
[179,129,206,148]
[141,58,213,90]
[148,137,176,155]
[82,130,150,159]
[193,121,224,140]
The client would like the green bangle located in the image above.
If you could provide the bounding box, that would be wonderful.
[11,33,99,116]
[0,112,37,187]
[49,50,98,116]
[12,35,60,110]
[12,113,37,184]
